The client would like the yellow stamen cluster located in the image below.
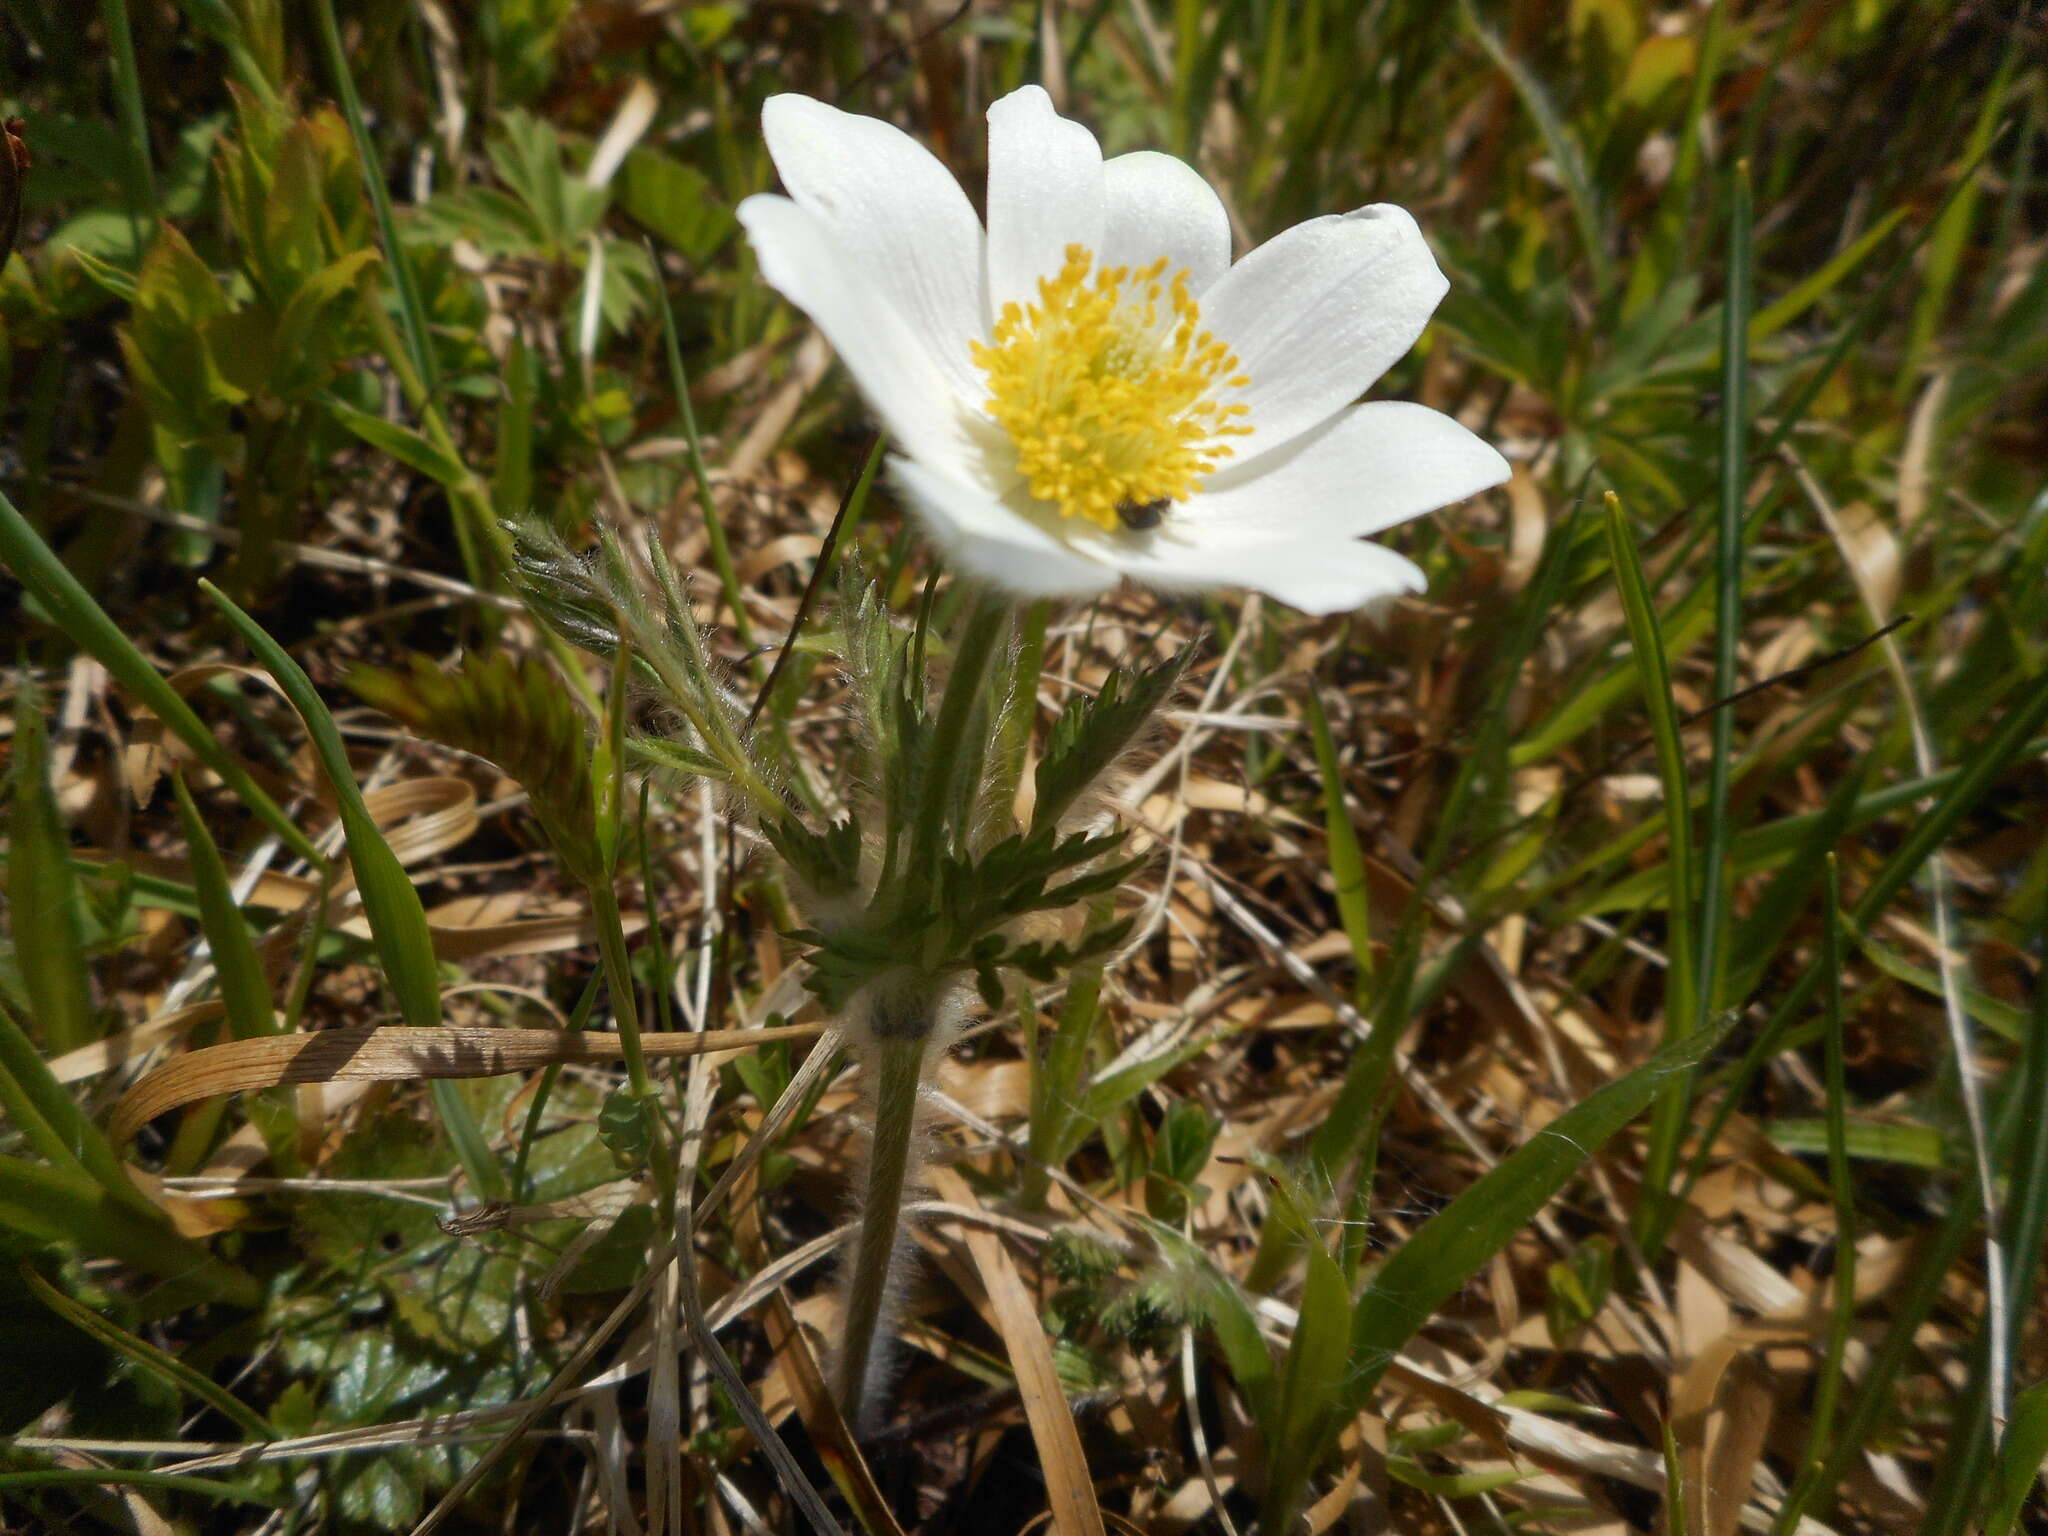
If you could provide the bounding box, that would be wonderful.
[969,244,1252,531]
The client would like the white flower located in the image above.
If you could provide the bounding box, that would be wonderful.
[737,86,1509,614]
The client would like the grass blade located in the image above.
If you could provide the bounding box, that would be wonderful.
[1919,903,2048,1535]
[0,488,322,864]
[1767,857,1856,1535]
[0,1154,258,1307]
[0,996,144,1208]
[19,1261,274,1439]
[1256,1235,1352,1535]
[169,772,278,1041]
[1602,493,1700,1240]
[1688,158,1751,1183]
[9,686,97,1054]
[1328,1013,1736,1449]
[1986,1381,2048,1536]
[200,579,505,1199]
[309,0,436,394]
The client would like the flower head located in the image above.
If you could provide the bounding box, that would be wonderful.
[738,86,1509,614]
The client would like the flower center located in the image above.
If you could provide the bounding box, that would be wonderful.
[969,244,1252,531]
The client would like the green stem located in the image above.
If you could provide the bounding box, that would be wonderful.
[589,880,653,1103]
[836,1023,932,1425]
[100,0,157,244]
[311,0,438,396]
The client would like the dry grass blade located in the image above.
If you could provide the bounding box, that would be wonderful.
[109,1022,821,1145]
[760,1294,902,1536]
[928,1165,1107,1536]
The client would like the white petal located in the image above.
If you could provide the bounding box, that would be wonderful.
[739,195,983,483]
[1100,151,1231,294]
[1184,401,1509,543]
[985,85,1104,316]
[759,94,986,404]
[890,456,1115,599]
[1120,535,1426,616]
[1202,204,1448,459]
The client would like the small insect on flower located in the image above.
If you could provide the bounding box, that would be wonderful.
[739,85,1511,613]
[1116,496,1170,531]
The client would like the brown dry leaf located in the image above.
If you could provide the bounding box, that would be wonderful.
[1896,370,1949,534]
[928,1165,1107,1536]
[1671,1336,1776,1536]
[123,662,300,806]
[360,776,478,867]
[108,1021,822,1145]
[1504,464,1548,592]
[736,532,824,585]
[47,1000,224,1084]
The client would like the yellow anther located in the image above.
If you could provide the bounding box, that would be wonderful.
[969,243,1252,531]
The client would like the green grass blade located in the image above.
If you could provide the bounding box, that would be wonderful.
[1602,494,1699,1238]
[1919,904,2048,1536]
[1748,206,1910,343]
[0,489,322,864]
[1896,26,2019,393]
[1689,157,1750,1124]
[309,0,437,393]
[19,1261,274,1439]
[650,242,755,656]
[1754,118,2010,467]
[1305,684,1372,984]
[1803,1033,2038,1519]
[169,772,278,1040]
[0,1466,281,1506]
[1683,669,2048,1206]
[0,996,149,1212]
[1461,0,1611,295]
[200,581,505,1199]
[9,688,97,1054]
[1190,1244,1278,1431]
[1256,1236,1351,1536]
[1721,757,1873,1003]
[1986,1380,2048,1536]
[0,1154,258,1307]
[1330,1014,1736,1446]
[100,0,157,244]
[1767,858,1856,1535]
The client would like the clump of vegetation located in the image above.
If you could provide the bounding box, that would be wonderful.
[2,4,2045,1535]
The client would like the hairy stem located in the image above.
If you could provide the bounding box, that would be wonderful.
[836,1022,933,1426]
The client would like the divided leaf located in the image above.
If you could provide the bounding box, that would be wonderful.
[1033,642,1193,834]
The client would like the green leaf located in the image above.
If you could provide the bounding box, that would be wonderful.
[200,582,505,1200]
[1604,493,1700,1234]
[1764,1118,1947,1170]
[617,146,735,263]
[1337,1015,1735,1426]
[270,245,379,395]
[1033,643,1193,835]
[168,772,277,1040]
[1258,1236,1352,1533]
[1179,1232,1276,1430]
[325,396,472,489]
[0,1154,258,1307]
[9,689,96,1053]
